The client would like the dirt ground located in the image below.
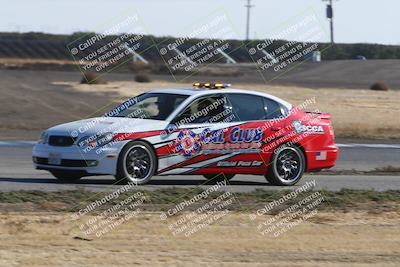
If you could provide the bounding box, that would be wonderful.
[0,211,399,267]
[1,69,399,140]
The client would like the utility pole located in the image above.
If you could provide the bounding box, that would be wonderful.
[327,0,334,45]
[324,0,335,59]
[245,0,254,41]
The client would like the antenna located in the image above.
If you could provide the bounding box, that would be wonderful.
[244,0,254,40]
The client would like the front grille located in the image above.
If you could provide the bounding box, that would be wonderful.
[48,135,76,147]
[33,156,48,165]
[33,157,98,167]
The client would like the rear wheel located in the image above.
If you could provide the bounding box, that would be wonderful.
[50,171,82,183]
[115,141,157,185]
[265,145,305,186]
[203,174,235,183]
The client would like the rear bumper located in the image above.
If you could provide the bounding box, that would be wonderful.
[32,142,126,176]
[306,145,339,171]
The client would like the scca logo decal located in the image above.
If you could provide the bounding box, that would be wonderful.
[292,121,324,134]
[303,125,324,133]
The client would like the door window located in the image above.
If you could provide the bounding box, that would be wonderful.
[263,97,288,119]
[173,95,227,125]
[226,93,266,121]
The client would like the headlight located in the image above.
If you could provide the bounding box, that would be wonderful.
[77,132,115,151]
[38,132,48,144]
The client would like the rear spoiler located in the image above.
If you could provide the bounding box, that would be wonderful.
[305,111,331,120]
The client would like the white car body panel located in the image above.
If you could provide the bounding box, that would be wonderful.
[32,88,292,177]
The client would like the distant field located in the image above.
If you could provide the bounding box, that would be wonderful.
[0,68,399,140]
[1,58,400,89]
[68,79,400,140]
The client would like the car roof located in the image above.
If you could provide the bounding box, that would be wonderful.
[149,88,292,109]
[150,88,199,96]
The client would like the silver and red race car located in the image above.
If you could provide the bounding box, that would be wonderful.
[32,83,338,185]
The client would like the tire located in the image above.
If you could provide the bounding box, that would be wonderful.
[51,171,82,183]
[203,173,235,183]
[115,141,157,185]
[265,145,306,186]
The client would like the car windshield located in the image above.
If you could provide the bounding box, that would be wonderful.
[109,93,188,120]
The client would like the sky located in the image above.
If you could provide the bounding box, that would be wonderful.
[0,0,398,45]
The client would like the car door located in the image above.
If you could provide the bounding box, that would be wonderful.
[216,93,289,173]
[158,93,238,175]
[159,92,288,175]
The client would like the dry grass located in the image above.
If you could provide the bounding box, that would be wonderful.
[0,58,76,66]
[1,65,398,140]
[65,80,400,140]
[0,212,399,266]
[1,189,399,266]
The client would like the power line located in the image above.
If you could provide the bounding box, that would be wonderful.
[244,0,254,40]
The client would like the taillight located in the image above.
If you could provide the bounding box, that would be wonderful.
[328,124,335,137]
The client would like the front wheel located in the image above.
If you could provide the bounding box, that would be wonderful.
[115,141,157,185]
[265,145,305,186]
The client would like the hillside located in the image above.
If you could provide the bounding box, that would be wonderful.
[0,32,400,62]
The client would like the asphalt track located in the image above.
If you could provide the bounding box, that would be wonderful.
[0,142,399,192]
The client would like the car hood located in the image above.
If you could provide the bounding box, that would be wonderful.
[47,117,169,137]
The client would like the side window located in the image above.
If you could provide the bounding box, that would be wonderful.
[134,96,160,118]
[173,95,227,125]
[226,94,266,121]
[263,97,288,119]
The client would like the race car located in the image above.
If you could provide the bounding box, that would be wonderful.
[32,83,338,186]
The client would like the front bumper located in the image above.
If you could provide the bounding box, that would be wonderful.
[32,142,127,176]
